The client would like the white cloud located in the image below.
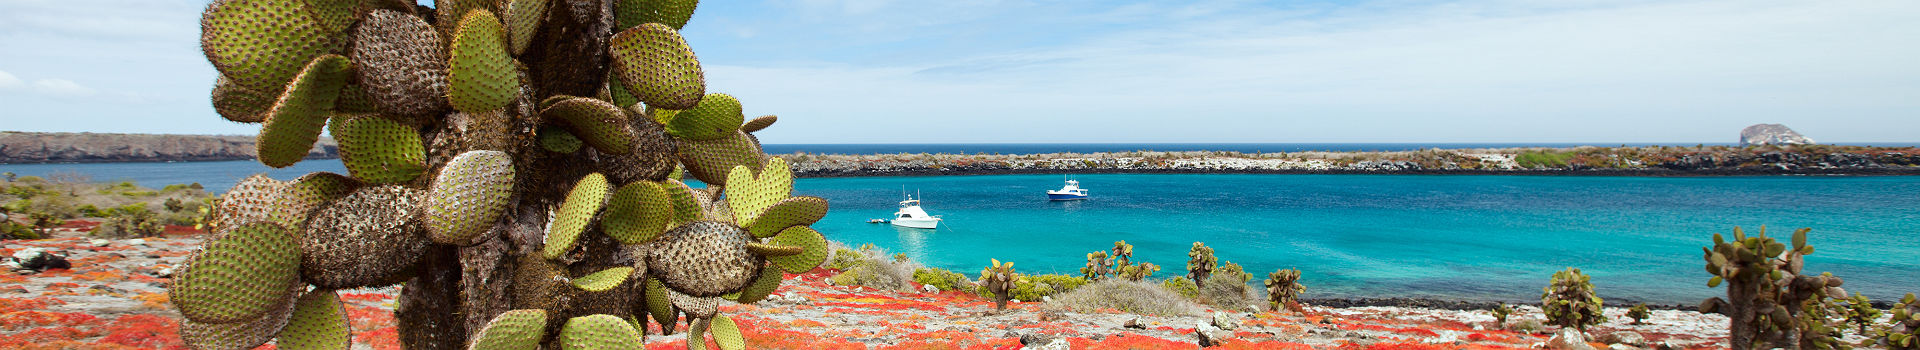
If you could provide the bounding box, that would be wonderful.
[32,79,96,97]
[0,70,21,89]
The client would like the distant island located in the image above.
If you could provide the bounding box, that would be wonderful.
[0,131,337,163]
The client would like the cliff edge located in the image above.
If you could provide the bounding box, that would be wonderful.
[0,131,337,163]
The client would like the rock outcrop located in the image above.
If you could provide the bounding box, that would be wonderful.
[1740,124,1814,146]
[0,131,337,163]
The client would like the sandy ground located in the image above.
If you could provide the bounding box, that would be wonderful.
[2,229,1746,349]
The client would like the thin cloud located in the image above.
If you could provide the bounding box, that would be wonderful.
[0,70,21,89]
[31,79,96,97]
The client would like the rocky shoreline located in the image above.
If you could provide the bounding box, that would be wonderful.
[0,131,337,164]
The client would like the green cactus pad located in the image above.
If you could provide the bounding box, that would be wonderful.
[304,0,358,34]
[447,9,519,113]
[609,23,705,110]
[662,180,703,226]
[573,267,636,292]
[745,196,827,238]
[730,266,782,305]
[558,314,645,348]
[350,9,451,119]
[172,221,301,324]
[333,114,428,184]
[616,0,698,30]
[433,0,498,44]
[470,309,547,350]
[710,314,745,350]
[607,75,639,108]
[538,126,586,153]
[425,150,516,246]
[677,131,763,186]
[502,0,548,55]
[211,174,285,231]
[333,83,379,114]
[180,281,302,350]
[277,289,350,350]
[258,54,351,168]
[725,158,792,224]
[740,115,777,133]
[765,226,826,273]
[602,181,674,244]
[269,172,360,234]
[661,93,742,141]
[541,97,637,154]
[199,0,345,92]
[545,173,611,259]
[212,76,272,123]
[644,278,679,333]
[301,185,431,289]
[745,243,802,257]
[648,221,762,297]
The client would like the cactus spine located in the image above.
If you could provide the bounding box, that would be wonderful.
[171,0,835,348]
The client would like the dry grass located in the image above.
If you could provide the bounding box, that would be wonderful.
[825,242,918,292]
[1045,280,1204,317]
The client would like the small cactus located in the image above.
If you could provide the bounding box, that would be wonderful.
[979,259,1017,310]
[1187,242,1216,285]
[1112,240,1134,266]
[1491,303,1513,326]
[1081,251,1113,281]
[1540,267,1605,332]
[1118,262,1159,282]
[1839,293,1881,335]
[1866,293,1920,350]
[1627,303,1651,325]
[1264,268,1305,312]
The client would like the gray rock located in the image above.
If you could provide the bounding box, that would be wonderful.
[921,284,940,293]
[10,248,68,271]
[1740,124,1815,146]
[1211,311,1239,330]
[90,239,111,247]
[1597,331,1647,346]
[1195,322,1233,347]
[1607,344,1640,350]
[1547,328,1597,350]
[1019,332,1055,347]
[1123,318,1145,329]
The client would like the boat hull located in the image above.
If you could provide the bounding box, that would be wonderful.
[891,218,940,229]
[1047,193,1088,201]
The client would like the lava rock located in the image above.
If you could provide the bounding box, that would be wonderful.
[1547,328,1597,350]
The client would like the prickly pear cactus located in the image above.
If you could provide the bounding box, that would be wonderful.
[1111,240,1134,266]
[1187,242,1215,285]
[1700,226,1846,350]
[1490,303,1513,326]
[979,259,1017,311]
[1263,268,1304,312]
[1081,251,1112,281]
[1869,293,1920,350]
[172,1,836,348]
[1627,303,1651,325]
[1118,262,1159,282]
[1540,267,1604,332]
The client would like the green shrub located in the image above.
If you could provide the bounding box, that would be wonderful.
[1516,151,1575,168]
[1200,274,1256,311]
[1162,277,1199,300]
[1046,280,1203,316]
[826,245,916,291]
[913,267,976,294]
[1,221,38,240]
[1541,267,1605,331]
[1627,303,1651,325]
[827,247,865,270]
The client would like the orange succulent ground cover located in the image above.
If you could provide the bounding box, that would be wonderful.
[1,233,1728,349]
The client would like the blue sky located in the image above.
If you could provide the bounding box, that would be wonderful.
[1,0,1915,143]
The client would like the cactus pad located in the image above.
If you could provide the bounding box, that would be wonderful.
[725,158,792,224]
[602,181,674,244]
[643,278,678,333]
[199,0,345,92]
[573,267,635,292]
[678,131,763,185]
[616,0,698,30]
[661,180,703,226]
[607,75,639,108]
[609,23,705,110]
[667,289,718,319]
[301,185,430,288]
[541,97,637,154]
[730,266,783,305]
[211,174,286,231]
[470,310,547,350]
[333,114,428,184]
[447,9,519,113]
[740,115,777,133]
[648,221,762,297]
[711,314,745,350]
[212,76,272,123]
[558,314,645,348]
[172,222,301,324]
[502,0,548,55]
[545,173,611,259]
[662,93,742,141]
[745,196,825,239]
[766,226,827,273]
[258,54,351,168]
[538,126,586,153]
[180,281,302,350]
[269,172,359,233]
[350,9,451,119]
[277,289,350,350]
[425,150,516,246]
[333,84,379,114]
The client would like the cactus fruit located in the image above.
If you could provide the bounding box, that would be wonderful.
[979,259,1017,310]
[1264,268,1305,312]
[1627,303,1651,325]
[172,222,302,323]
[1702,226,1848,350]
[277,289,351,349]
[1187,242,1216,285]
[1541,267,1605,332]
[470,310,548,350]
[180,0,835,345]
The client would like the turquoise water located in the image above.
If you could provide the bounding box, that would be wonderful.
[793,174,1920,304]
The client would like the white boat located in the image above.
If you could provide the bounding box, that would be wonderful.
[891,192,942,229]
[1046,177,1089,200]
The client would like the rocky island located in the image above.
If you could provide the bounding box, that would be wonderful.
[0,132,337,164]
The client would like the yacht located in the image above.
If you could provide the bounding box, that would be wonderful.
[1046,177,1089,201]
[891,193,942,229]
